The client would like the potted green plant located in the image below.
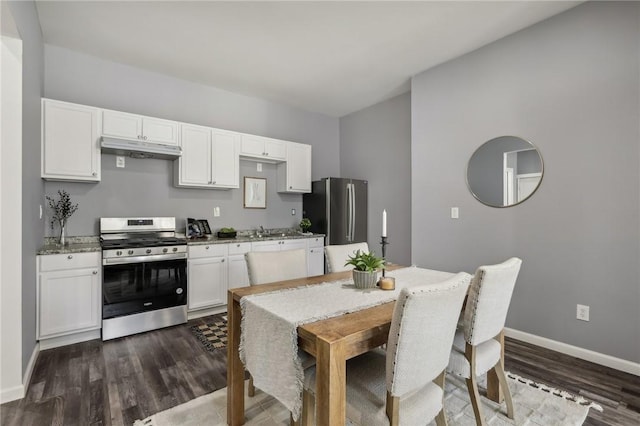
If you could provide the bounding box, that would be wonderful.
[299,218,312,234]
[345,250,385,289]
[217,227,237,239]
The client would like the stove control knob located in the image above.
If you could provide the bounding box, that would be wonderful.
[146,249,152,254]
[176,288,183,295]
[128,250,134,255]
[162,248,168,253]
[172,247,178,252]
[116,251,122,256]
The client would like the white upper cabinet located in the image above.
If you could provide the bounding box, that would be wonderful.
[102,110,178,145]
[175,124,239,189]
[41,99,101,182]
[240,134,286,162]
[277,142,312,193]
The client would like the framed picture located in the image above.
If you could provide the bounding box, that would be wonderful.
[244,177,267,209]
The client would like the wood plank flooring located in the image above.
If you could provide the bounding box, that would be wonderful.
[1,314,638,425]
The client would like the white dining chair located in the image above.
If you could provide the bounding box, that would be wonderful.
[300,272,471,426]
[324,242,370,273]
[245,248,307,285]
[447,257,522,426]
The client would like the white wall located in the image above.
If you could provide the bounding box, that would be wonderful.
[411,2,640,363]
[0,30,24,402]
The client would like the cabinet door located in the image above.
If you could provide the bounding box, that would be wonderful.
[187,256,227,310]
[102,110,142,140]
[286,143,312,193]
[38,267,101,338]
[228,254,250,290]
[264,138,286,160]
[178,124,212,187]
[240,134,265,157]
[308,247,325,277]
[211,129,239,188]
[251,240,282,252]
[42,99,100,181]
[143,117,178,145]
[281,239,307,251]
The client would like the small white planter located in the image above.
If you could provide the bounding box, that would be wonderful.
[352,269,378,289]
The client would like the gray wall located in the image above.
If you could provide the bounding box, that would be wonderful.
[43,45,340,236]
[339,92,411,266]
[412,2,639,362]
[8,0,44,376]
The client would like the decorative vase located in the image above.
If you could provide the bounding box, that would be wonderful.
[352,269,378,289]
[58,220,66,246]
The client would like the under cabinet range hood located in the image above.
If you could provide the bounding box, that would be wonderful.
[100,137,182,160]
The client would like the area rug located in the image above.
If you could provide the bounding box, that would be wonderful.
[190,318,228,351]
[133,372,602,426]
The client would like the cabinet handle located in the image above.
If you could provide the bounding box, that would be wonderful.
[221,259,225,263]
[289,186,292,189]
[137,135,141,139]
[93,270,98,275]
[205,246,210,249]
[67,255,73,259]
[236,244,240,247]
[143,136,147,140]
[212,181,216,184]
[92,172,97,176]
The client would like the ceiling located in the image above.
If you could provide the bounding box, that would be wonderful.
[35,1,579,117]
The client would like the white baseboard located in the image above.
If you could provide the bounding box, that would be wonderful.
[0,384,24,404]
[22,342,40,395]
[505,327,640,376]
[39,329,101,350]
[187,305,226,320]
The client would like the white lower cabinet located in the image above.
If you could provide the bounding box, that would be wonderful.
[188,245,227,311]
[37,252,101,340]
[228,242,251,290]
[307,236,325,276]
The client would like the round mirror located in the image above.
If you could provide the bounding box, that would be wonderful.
[467,136,543,207]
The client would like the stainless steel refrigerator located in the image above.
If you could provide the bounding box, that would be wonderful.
[303,178,368,245]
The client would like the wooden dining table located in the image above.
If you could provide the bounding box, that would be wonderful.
[226,268,504,426]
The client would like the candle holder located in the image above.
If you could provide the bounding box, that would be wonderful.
[378,236,395,290]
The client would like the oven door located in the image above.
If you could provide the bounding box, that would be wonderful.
[102,255,187,319]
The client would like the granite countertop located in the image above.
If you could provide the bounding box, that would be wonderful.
[37,233,326,254]
[37,236,102,255]
[186,233,325,246]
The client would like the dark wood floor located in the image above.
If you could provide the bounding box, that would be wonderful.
[1,314,638,425]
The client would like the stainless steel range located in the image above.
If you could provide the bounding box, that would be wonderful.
[100,217,187,340]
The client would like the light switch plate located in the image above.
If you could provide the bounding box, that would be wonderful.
[291,209,296,216]
[451,207,459,219]
[116,156,125,168]
[257,163,262,172]
[213,207,221,217]
[577,304,590,321]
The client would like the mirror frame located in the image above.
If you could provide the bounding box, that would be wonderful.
[466,135,544,208]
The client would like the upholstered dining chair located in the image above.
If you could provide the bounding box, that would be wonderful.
[300,272,471,426]
[245,248,307,285]
[244,247,310,422]
[447,257,522,426]
[324,242,370,273]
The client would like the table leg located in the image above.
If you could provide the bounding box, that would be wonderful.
[315,337,346,426]
[227,294,245,425]
[486,330,505,403]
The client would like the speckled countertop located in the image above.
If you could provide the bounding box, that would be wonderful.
[185,232,325,246]
[37,233,325,254]
[37,236,102,255]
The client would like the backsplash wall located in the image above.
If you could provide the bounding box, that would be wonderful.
[44,158,302,237]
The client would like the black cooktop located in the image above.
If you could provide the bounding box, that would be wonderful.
[100,236,187,249]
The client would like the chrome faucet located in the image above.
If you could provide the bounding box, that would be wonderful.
[259,225,265,233]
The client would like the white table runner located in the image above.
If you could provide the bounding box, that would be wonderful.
[239,266,455,420]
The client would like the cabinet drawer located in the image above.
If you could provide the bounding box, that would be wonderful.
[188,244,227,259]
[307,236,324,248]
[39,252,101,272]
[228,242,252,255]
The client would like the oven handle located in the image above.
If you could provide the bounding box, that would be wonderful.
[103,253,187,265]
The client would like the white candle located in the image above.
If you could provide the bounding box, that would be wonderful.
[382,209,387,237]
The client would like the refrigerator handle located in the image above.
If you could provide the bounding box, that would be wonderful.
[351,183,356,242]
[346,183,353,241]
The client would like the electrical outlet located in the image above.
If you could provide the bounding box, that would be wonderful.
[213,207,221,217]
[451,207,459,219]
[291,209,296,216]
[576,304,590,321]
[257,163,262,172]
[116,156,125,168]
